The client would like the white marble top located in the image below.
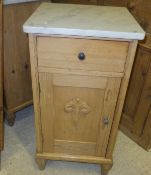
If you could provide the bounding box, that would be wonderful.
[23,3,145,40]
[3,0,39,5]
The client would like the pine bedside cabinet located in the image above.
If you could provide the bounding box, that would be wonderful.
[23,3,145,175]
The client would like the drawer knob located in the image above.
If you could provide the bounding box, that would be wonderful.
[78,52,85,60]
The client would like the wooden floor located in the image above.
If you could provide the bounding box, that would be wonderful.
[1,105,151,175]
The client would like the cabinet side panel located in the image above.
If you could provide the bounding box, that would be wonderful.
[29,35,43,153]
[106,41,138,158]
[39,72,55,153]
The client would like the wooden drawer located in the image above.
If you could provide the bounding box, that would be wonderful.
[37,37,129,73]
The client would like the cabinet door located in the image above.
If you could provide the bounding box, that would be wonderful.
[39,73,121,157]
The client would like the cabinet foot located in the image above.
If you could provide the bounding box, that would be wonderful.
[36,158,47,170]
[101,164,112,175]
[6,113,16,126]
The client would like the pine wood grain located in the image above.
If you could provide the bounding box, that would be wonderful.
[96,78,121,156]
[29,35,43,153]
[39,72,55,153]
[121,37,151,150]
[38,67,124,78]
[36,152,112,164]
[0,0,3,152]
[29,33,138,173]
[37,37,128,73]
[54,140,96,156]
[106,41,138,158]
[3,1,41,125]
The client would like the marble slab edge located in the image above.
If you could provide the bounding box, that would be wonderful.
[23,26,145,40]
[3,0,39,5]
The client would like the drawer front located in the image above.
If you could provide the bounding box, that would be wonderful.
[37,37,129,73]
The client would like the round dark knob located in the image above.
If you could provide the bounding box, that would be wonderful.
[78,52,85,60]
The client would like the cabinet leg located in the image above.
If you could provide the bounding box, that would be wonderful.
[6,112,16,126]
[36,158,47,170]
[101,164,112,175]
